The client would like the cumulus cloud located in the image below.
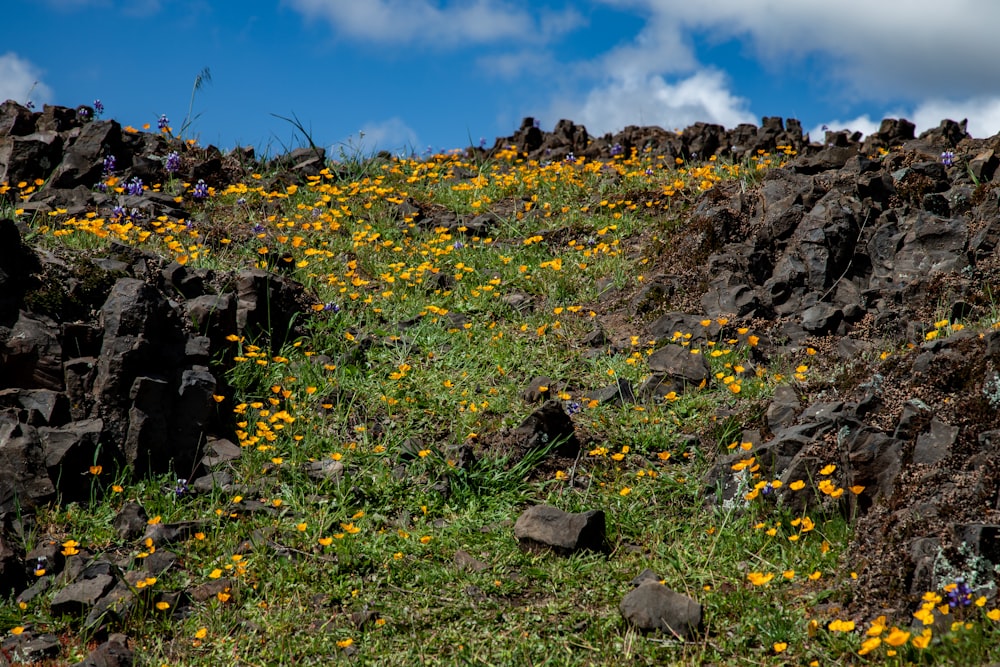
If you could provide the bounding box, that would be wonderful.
[287,0,580,48]
[909,98,1000,138]
[0,53,53,106]
[595,0,1000,100]
[550,69,755,135]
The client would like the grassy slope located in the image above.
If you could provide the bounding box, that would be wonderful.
[3,144,999,665]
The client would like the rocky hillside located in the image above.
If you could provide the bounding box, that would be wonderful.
[2,101,1000,662]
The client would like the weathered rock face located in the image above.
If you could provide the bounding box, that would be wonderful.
[0,219,313,513]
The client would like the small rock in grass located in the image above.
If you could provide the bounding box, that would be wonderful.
[620,577,702,639]
[513,505,606,554]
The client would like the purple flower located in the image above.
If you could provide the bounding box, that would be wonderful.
[103,154,116,175]
[533,119,540,129]
[173,478,189,498]
[645,167,654,176]
[165,151,181,174]
[158,114,169,132]
[192,179,209,199]
[610,143,623,156]
[479,136,486,148]
[236,197,247,206]
[941,150,955,166]
[452,241,464,250]
[78,107,91,120]
[323,302,340,312]
[947,578,973,608]
[564,153,576,163]
[93,99,104,117]
[25,100,34,110]
[125,177,143,196]
[566,401,582,415]
[111,205,125,219]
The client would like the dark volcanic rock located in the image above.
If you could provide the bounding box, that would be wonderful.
[620,577,702,639]
[514,505,606,554]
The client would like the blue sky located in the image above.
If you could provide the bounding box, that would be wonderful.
[7,1,1000,156]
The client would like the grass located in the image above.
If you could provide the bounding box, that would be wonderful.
[4,138,1000,665]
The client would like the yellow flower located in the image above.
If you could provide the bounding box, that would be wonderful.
[772,642,787,653]
[867,616,886,636]
[819,464,836,475]
[747,572,774,586]
[337,638,354,649]
[911,628,932,649]
[619,487,632,496]
[156,601,171,611]
[789,480,805,491]
[209,569,222,579]
[828,619,855,632]
[194,627,207,639]
[988,609,1000,621]
[858,636,881,655]
[884,627,910,646]
[89,465,102,475]
[419,535,432,544]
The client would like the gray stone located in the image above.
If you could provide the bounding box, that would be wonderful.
[302,459,345,484]
[50,572,116,617]
[201,437,242,468]
[513,400,578,454]
[647,344,710,384]
[766,384,800,430]
[5,632,62,663]
[800,303,843,334]
[3,312,64,390]
[113,502,148,542]
[620,581,702,639]
[913,418,958,465]
[513,505,606,554]
[453,549,490,572]
[192,470,234,493]
[71,636,134,667]
[584,379,635,406]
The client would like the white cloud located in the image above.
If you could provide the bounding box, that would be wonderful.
[338,117,420,156]
[550,69,755,136]
[910,98,1000,138]
[0,53,53,106]
[287,0,579,48]
[595,0,1000,100]
[475,50,555,79]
